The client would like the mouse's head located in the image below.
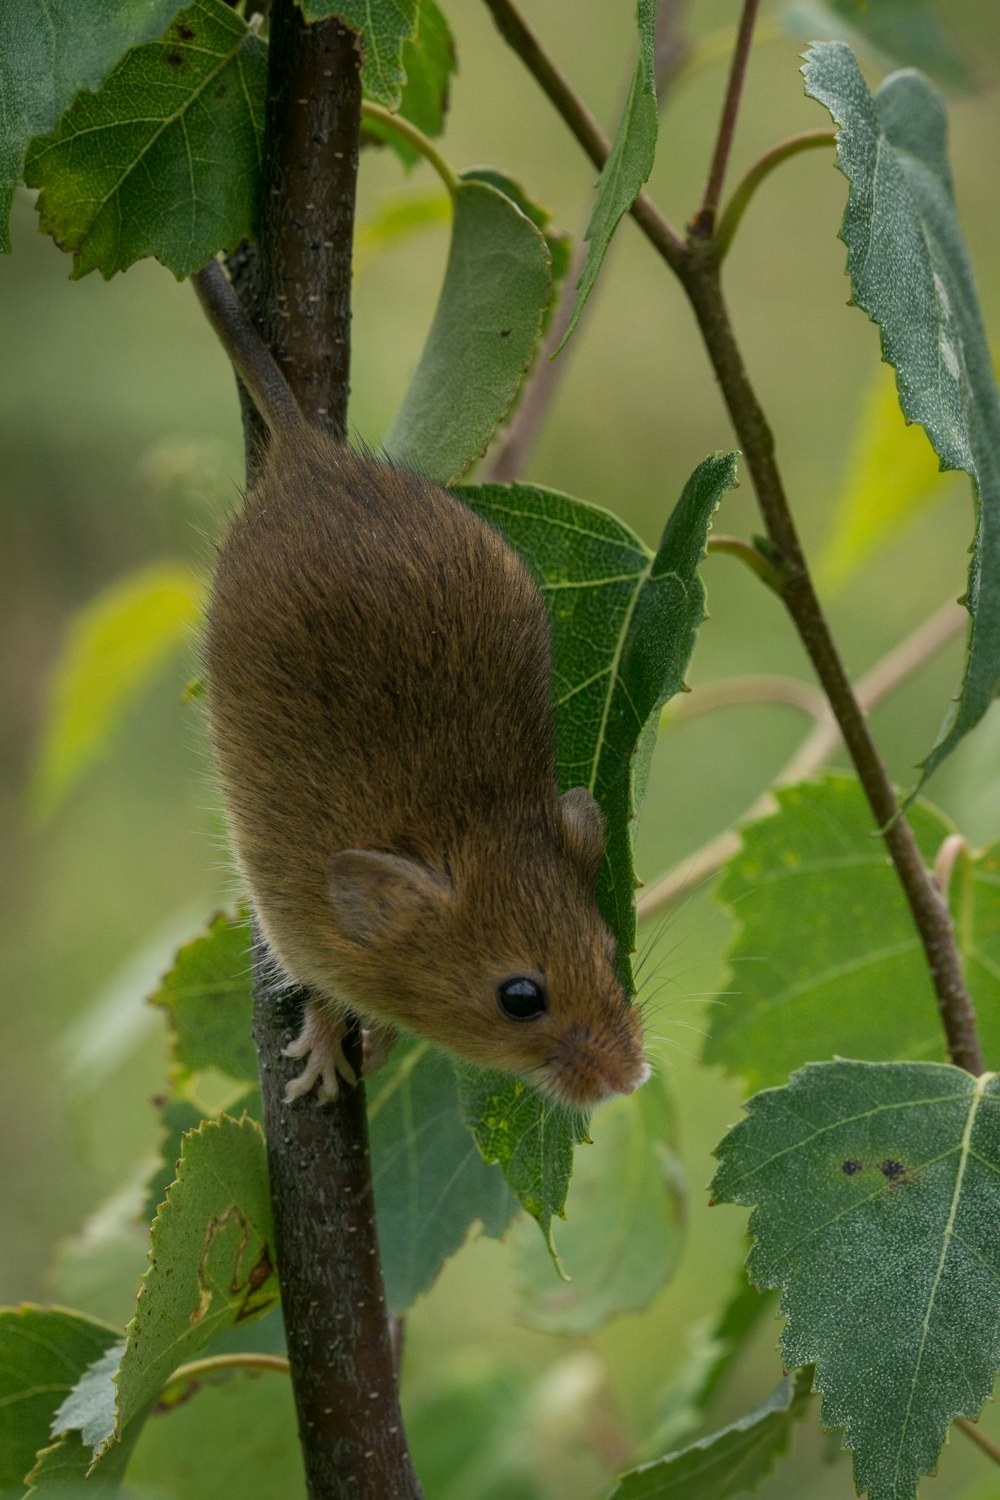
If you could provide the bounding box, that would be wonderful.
[324,788,649,1108]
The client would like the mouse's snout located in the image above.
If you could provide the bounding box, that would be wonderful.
[543,1005,649,1108]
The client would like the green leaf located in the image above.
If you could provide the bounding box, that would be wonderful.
[31,562,204,820]
[24,0,267,279]
[464,451,737,965]
[515,1070,685,1332]
[363,0,456,165]
[558,0,658,352]
[53,1345,123,1452]
[818,362,962,591]
[126,1368,302,1497]
[368,1040,518,1313]
[455,454,735,1232]
[455,1068,589,1253]
[704,775,1000,1090]
[711,1061,1000,1500]
[781,1,975,95]
[461,168,572,336]
[803,43,1000,788]
[0,0,185,252]
[96,1115,279,1466]
[0,1307,117,1490]
[384,178,551,481]
[151,911,255,1087]
[300,0,417,108]
[607,1369,813,1500]
[26,1430,133,1495]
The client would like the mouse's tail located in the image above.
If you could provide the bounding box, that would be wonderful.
[192,257,306,439]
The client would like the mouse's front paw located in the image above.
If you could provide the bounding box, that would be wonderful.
[282,1001,357,1104]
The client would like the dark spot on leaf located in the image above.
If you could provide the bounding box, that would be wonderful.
[177,23,195,39]
[165,51,185,69]
[248,1249,274,1295]
[214,84,228,99]
[841,1159,862,1175]
[880,1159,905,1179]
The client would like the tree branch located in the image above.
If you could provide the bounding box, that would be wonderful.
[241,4,423,1495]
[677,255,982,1074]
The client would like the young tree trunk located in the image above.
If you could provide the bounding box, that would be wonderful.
[241,5,423,1494]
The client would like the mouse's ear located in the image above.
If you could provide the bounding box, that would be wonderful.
[329,850,452,947]
[558,787,606,879]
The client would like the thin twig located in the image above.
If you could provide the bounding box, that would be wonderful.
[664,674,827,724]
[956,1417,1000,1466]
[691,0,762,238]
[638,601,965,917]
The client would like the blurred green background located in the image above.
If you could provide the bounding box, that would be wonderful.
[3,0,1000,1495]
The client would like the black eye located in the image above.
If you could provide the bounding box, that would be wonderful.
[496,975,548,1021]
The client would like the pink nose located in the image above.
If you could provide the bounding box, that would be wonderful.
[619,1058,652,1094]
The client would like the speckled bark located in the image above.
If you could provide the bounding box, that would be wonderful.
[240,5,423,1494]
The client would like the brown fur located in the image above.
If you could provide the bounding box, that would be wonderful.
[204,431,647,1106]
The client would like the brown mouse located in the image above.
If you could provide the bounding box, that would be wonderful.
[194,259,649,1110]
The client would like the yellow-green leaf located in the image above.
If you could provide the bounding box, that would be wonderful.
[819,362,960,591]
[31,561,205,820]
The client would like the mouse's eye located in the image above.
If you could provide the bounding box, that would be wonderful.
[496,975,548,1021]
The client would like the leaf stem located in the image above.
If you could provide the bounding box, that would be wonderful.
[934,834,970,900]
[663,673,827,725]
[715,130,836,259]
[706,533,786,593]
[361,100,459,195]
[164,1353,291,1392]
[690,0,762,238]
[638,601,965,918]
[956,1417,1000,1466]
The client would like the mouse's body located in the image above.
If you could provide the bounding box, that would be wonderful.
[196,263,648,1108]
